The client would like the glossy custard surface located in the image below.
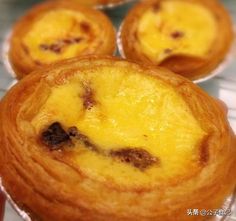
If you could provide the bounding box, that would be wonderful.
[137,1,217,63]
[31,65,205,187]
[23,9,102,64]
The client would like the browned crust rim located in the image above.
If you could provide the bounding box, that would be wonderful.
[0,56,235,221]
[121,0,234,81]
[9,1,116,79]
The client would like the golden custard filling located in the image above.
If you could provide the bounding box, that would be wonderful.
[23,9,102,64]
[31,66,206,187]
[137,1,217,63]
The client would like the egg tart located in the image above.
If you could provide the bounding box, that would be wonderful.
[120,0,234,81]
[8,1,116,79]
[0,56,235,221]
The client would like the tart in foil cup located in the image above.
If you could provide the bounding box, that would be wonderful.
[1,27,118,80]
[117,23,236,84]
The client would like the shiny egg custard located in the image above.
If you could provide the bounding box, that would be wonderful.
[32,63,205,186]
[0,57,235,221]
[120,0,234,80]
[9,1,116,79]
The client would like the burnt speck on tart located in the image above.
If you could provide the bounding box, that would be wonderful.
[110,148,158,170]
[170,31,184,39]
[80,22,91,33]
[152,2,161,12]
[39,37,84,54]
[39,42,62,54]
[81,83,97,110]
[68,126,99,152]
[164,48,173,54]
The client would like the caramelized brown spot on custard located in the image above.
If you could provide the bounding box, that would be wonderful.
[81,83,97,110]
[39,44,49,51]
[110,148,158,170]
[50,44,62,53]
[62,37,83,44]
[171,31,184,39]
[39,37,83,54]
[164,48,173,54]
[68,126,98,152]
[152,2,161,12]
[41,122,71,150]
[199,135,210,165]
[80,22,91,33]
[39,43,61,54]
[42,123,159,170]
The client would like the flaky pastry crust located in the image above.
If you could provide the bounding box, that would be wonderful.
[9,1,116,79]
[120,0,234,81]
[0,57,235,221]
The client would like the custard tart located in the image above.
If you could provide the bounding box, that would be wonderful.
[8,1,116,79]
[120,0,234,81]
[0,57,235,221]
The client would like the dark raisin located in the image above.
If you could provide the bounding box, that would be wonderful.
[41,122,71,150]
[110,148,158,170]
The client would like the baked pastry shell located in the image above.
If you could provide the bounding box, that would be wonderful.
[119,0,234,81]
[0,56,236,221]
